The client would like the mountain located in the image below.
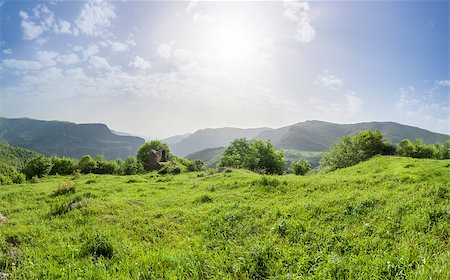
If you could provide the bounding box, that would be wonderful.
[171,127,271,157]
[0,143,39,169]
[0,117,145,160]
[177,121,450,166]
[163,133,193,146]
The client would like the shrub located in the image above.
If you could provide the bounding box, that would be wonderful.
[158,162,182,175]
[77,155,97,174]
[320,130,391,171]
[94,156,120,175]
[121,157,143,175]
[49,156,76,175]
[186,160,204,172]
[219,138,285,174]
[22,155,53,179]
[292,158,311,175]
[0,175,13,185]
[81,233,115,259]
[136,140,172,171]
[53,181,76,196]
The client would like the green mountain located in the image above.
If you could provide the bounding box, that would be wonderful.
[0,143,39,169]
[180,121,449,166]
[171,127,271,157]
[0,117,145,160]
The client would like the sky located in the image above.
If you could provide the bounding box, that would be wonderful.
[0,0,448,139]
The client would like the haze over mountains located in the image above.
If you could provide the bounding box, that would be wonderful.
[0,117,144,160]
[0,117,448,163]
[169,120,450,156]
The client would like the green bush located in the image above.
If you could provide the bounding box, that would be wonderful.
[94,155,120,174]
[81,233,115,259]
[136,140,172,171]
[50,156,76,175]
[320,130,392,171]
[121,157,143,175]
[22,155,53,179]
[77,155,97,174]
[292,158,311,175]
[219,138,285,174]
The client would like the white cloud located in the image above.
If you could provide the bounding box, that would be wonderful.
[2,59,42,71]
[107,40,129,52]
[74,44,99,59]
[156,42,174,59]
[35,50,59,66]
[57,53,80,65]
[436,80,450,87]
[2,49,12,55]
[345,92,363,114]
[55,20,71,34]
[283,0,316,43]
[315,70,344,90]
[396,86,448,122]
[75,0,116,37]
[89,55,111,69]
[19,4,73,40]
[186,0,199,13]
[20,20,44,40]
[129,56,151,70]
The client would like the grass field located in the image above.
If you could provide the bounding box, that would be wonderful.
[0,156,449,279]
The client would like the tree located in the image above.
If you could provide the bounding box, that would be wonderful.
[219,138,257,169]
[77,155,97,174]
[252,140,285,174]
[49,156,76,175]
[121,157,143,175]
[136,140,172,171]
[396,139,415,157]
[320,130,391,171]
[219,138,286,174]
[22,155,53,179]
[292,158,311,175]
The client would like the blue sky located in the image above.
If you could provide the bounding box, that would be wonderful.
[0,0,448,138]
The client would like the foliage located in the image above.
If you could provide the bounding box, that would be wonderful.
[158,161,183,175]
[320,130,392,171]
[121,157,143,175]
[49,156,76,175]
[396,139,449,159]
[252,140,285,175]
[292,158,311,175]
[94,155,120,175]
[219,138,257,170]
[0,143,39,169]
[77,155,97,174]
[136,140,172,170]
[219,138,285,174]
[0,156,449,278]
[22,155,53,179]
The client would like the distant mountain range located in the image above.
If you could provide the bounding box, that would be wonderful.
[0,117,144,160]
[169,120,450,167]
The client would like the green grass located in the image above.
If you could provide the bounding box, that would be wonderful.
[0,156,449,279]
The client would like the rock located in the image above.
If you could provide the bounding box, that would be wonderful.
[148,150,162,170]
[0,272,10,280]
[0,213,6,223]
[197,174,205,178]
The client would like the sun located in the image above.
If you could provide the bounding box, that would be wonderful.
[213,25,254,62]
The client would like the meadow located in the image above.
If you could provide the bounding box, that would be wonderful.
[0,156,449,279]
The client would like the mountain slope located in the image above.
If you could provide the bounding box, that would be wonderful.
[171,127,271,156]
[0,117,145,159]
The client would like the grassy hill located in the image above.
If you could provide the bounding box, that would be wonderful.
[0,143,39,170]
[0,117,145,160]
[0,156,449,278]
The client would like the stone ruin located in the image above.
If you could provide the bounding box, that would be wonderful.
[148,147,167,169]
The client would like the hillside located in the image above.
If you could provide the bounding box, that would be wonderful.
[0,143,39,169]
[171,127,270,156]
[172,121,449,164]
[0,117,145,160]
[0,156,449,278]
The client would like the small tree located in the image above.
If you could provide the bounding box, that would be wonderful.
[50,156,76,175]
[77,155,97,174]
[292,158,311,175]
[219,138,257,169]
[320,130,391,171]
[121,157,143,175]
[136,140,172,171]
[22,155,53,179]
[252,140,285,174]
